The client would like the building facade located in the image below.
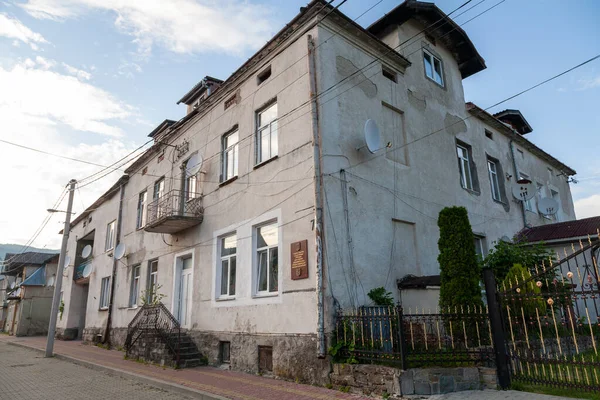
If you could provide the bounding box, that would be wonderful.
[56,0,577,384]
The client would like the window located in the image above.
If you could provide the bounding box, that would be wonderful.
[256,102,278,164]
[474,236,486,262]
[519,172,534,211]
[153,178,165,201]
[487,160,501,201]
[382,65,397,83]
[457,144,474,190]
[136,191,147,229]
[105,220,116,251]
[256,222,278,294]
[129,265,141,307]
[517,149,524,159]
[99,277,110,309]
[222,130,239,182]
[485,130,493,140]
[257,65,271,85]
[220,341,231,363]
[548,167,554,181]
[147,260,158,303]
[183,158,198,201]
[423,49,444,86]
[219,234,237,297]
[551,189,561,221]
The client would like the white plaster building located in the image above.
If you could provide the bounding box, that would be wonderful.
[56,0,577,384]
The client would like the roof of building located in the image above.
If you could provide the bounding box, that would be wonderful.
[466,102,576,176]
[367,0,486,79]
[493,109,533,135]
[518,216,600,243]
[177,76,223,106]
[148,119,176,139]
[20,266,45,286]
[397,274,441,289]
[2,252,59,276]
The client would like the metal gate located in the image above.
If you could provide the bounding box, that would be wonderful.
[489,239,600,392]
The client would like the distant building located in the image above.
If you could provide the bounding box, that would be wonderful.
[56,0,577,384]
[2,252,59,336]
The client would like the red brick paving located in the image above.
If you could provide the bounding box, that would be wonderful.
[0,335,368,400]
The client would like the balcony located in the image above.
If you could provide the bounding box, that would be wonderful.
[145,190,204,234]
[74,259,92,282]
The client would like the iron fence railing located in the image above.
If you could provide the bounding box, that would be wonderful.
[334,305,494,368]
[146,190,203,226]
[125,303,181,366]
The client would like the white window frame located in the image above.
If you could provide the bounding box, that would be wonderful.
[423,49,444,86]
[147,260,158,303]
[218,233,237,299]
[222,130,239,182]
[550,188,561,221]
[105,220,116,251]
[99,276,111,310]
[519,172,534,211]
[153,178,165,201]
[254,221,279,296]
[474,236,486,261]
[129,265,141,307]
[487,159,501,201]
[457,144,474,190]
[183,158,199,202]
[256,102,278,164]
[136,191,147,229]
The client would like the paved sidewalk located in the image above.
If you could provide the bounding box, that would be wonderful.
[0,335,363,400]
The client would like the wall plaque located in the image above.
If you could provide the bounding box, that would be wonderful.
[290,240,308,280]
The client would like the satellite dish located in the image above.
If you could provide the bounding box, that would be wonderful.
[114,243,127,260]
[82,262,94,278]
[512,182,536,202]
[186,153,203,176]
[47,275,55,287]
[82,245,92,259]
[9,281,15,290]
[500,235,512,243]
[364,119,382,154]
[538,197,559,216]
[63,256,71,268]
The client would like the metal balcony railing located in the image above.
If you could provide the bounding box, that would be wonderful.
[145,190,204,234]
[74,259,92,281]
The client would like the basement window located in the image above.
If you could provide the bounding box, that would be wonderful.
[258,346,273,373]
[257,66,272,85]
[220,341,231,363]
[382,65,397,83]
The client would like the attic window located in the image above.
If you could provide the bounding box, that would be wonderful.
[257,66,271,85]
[485,130,493,140]
[382,65,397,83]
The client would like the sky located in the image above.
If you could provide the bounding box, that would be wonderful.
[0,0,598,250]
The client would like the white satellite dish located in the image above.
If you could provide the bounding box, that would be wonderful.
[47,275,55,287]
[82,262,94,278]
[82,245,92,259]
[114,243,127,260]
[511,182,536,202]
[538,197,559,216]
[9,281,15,290]
[186,153,203,176]
[364,119,382,154]
[63,256,71,268]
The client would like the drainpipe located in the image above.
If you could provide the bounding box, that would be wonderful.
[509,140,527,228]
[103,176,127,345]
[307,34,326,358]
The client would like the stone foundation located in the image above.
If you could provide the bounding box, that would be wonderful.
[55,327,79,340]
[330,364,498,397]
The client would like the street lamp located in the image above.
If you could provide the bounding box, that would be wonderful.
[47,209,75,214]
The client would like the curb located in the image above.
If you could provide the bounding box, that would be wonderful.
[6,341,229,400]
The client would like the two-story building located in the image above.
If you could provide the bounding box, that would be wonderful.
[56,0,576,384]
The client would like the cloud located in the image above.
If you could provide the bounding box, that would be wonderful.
[62,62,91,80]
[578,76,600,91]
[575,194,600,219]
[19,0,274,57]
[0,13,48,49]
[0,59,131,137]
[35,55,56,69]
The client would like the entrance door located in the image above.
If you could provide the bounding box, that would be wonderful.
[176,257,193,327]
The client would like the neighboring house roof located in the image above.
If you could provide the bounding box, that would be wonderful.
[397,274,441,289]
[493,109,533,135]
[2,252,59,276]
[20,266,45,286]
[177,76,224,105]
[367,0,486,79]
[466,102,576,176]
[148,119,176,139]
[518,216,600,243]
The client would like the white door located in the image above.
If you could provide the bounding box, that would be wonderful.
[177,257,193,327]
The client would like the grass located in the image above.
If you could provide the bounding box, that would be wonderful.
[511,381,600,400]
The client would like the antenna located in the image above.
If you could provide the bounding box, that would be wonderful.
[47,275,55,287]
[511,182,536,202]
[185,153,203,176]
[82,262,94,279]
[114,243,127,261]
[63,255,72,268]
[81,245,92,259]
[357,119,383,154]
[538,197,559,216]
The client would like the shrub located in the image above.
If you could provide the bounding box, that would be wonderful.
[367,287,394,306]
[502,263,546,318]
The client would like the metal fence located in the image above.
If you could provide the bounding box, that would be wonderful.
[333,305,495,368]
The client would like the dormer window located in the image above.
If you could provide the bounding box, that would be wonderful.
[423,49,444,87]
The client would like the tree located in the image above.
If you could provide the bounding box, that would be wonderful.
[437,206,483,310]
[483,239,554,283]
[502,263,546,318]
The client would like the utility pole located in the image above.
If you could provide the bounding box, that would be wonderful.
[45,179,76,357]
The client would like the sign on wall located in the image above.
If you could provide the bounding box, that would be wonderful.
[290,240,308,280]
